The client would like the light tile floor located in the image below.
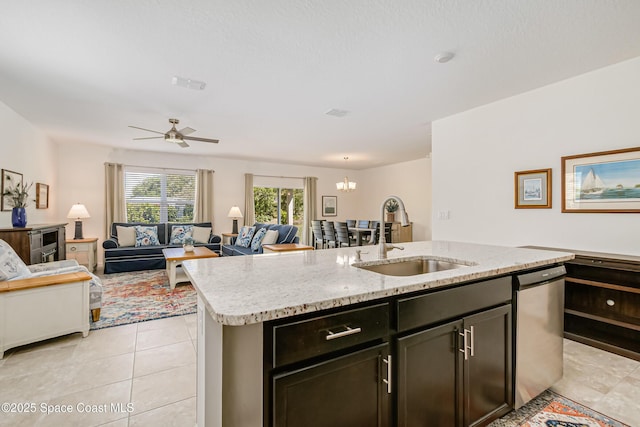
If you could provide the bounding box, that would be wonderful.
[1,319,639,426]
[0,315,197,427]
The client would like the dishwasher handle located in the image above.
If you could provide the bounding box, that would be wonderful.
[516,265,566,287]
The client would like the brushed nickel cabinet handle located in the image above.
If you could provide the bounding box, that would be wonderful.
[469,326,475,357]
[459,329,469,360]
[325,326,362,341]
[382,355,392,394]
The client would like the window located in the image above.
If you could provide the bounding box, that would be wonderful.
[253,176,304,234]
[124,167,196,223]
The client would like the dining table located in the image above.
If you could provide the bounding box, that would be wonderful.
[348,227,377,246]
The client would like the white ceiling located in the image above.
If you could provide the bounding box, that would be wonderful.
[2,1,640,170]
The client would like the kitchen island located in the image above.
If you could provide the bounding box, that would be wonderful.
[183,241,573,427]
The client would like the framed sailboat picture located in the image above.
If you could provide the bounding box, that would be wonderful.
[562,147,640,213]
[515,168,552,208]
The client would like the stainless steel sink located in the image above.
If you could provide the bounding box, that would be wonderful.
[354,257,471,276]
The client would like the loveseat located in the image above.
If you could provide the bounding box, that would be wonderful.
[103,222,221,273]
[221,222,299,256]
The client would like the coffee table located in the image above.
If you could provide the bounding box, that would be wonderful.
[162,246,219,290]
[262,243,314,254]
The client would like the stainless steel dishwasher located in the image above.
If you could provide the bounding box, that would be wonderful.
[513,265,566,409]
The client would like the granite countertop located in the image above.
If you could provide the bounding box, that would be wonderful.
[183,241,574,326]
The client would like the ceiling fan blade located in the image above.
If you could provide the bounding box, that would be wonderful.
[177,141,190,148]
[179,127,196,136]
[128,125,165,135]
[133,136,163,140]
[183,136,219,144]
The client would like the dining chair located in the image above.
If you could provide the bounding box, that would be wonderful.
[346,219,356,228]
[357,220,370,228]
[334,222,352,247]
[322,221,337,248]
[369,222,392,245]
[311,220,325,249]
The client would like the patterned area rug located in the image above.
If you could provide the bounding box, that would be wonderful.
[91,270,197,330]
[491,391,629,427]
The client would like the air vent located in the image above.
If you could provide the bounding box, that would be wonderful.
[172,76,206,90]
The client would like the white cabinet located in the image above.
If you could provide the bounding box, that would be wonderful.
[66,238,98,272]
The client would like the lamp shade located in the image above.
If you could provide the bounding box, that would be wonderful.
[227,206,243,218]
[67,204,91,219]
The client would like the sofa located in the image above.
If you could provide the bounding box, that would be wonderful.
[102,222,221,274]
[221,222,299,256]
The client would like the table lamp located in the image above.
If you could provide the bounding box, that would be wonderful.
[227,206,243,235]
[67,203,91,240]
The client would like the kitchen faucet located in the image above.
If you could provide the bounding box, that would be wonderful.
[379,195,410,259]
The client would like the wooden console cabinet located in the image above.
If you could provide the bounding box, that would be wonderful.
[391,222,412,243]
[0,223,67,265]
[563,250,640,361]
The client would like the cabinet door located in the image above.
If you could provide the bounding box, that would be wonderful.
[463,305,512,427]
[273,343,390,427]
[396,319,463,427]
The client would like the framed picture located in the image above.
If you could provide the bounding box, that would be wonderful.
[515,168,552,209]
[36,183,49,209]
[1,169,23,212]
[322,195,337,217]
[562,147,640,213]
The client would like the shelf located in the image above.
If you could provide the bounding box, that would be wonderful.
[564,309,640,332]
[565,277,640,294]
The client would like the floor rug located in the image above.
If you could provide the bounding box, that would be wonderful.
[91,270,197,330]
[491,391,629,427]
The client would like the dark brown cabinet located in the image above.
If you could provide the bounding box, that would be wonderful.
[266,276,513,427]
[0,223,66,264]
[563,251,640,361]
[397,305,512,427]
[273,343,390,427]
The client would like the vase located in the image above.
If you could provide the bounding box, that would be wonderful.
[386,212,395,223]
[12,207,27,228]
[183,244,194,252]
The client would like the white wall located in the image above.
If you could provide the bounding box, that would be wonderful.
[56,143,433,265]
[0,101,58,228]
[432,56,640,256]
[357,157,432,241]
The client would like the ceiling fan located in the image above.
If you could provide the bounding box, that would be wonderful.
[129,118,219,148]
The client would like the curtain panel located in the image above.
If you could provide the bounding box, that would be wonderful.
[303,177,318,246]
[244,173,255,227]
[194,169,215,223]
[104,163,125,238]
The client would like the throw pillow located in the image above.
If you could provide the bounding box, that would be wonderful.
[192,226,212,244]
[0,239,31,281]
[116,226,136,247]
[170,225,193,244]
[261,229,279,245]
[235,226,255,248]
[250,227,268,252]
[134,225,160,247]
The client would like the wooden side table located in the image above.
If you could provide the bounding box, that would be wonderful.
[262,243,315,254]
[222,233,238,245]
[66,238,98,272]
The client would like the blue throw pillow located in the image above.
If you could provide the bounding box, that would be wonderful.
[250,227,268,252]
[235,226,255,248]
[170,225,193,244]
[135,225,160,247]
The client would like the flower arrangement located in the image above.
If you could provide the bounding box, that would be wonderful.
[2,179,33,208]
[385,200,399,213]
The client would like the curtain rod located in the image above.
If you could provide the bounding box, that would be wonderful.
[253,174,304,179]
[106,162,214,173]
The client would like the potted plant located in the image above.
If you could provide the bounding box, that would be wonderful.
[183,235,195,252]
[385,199,399,222]
[2,179,32,228]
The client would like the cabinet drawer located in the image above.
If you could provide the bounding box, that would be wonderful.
[273,303,389,367]
[397,276,511,332]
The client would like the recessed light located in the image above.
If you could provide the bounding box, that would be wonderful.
[434,52,455,64]
[172,76,206,90]
[326,109,349,118]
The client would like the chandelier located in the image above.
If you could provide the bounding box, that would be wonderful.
[336,157,357,192]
